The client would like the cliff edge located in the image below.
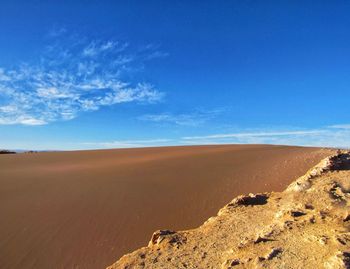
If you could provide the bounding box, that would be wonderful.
[108,150,350,269]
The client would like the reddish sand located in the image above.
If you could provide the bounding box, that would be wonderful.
[0,145,333,269]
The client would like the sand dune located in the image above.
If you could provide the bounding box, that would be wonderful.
[0,145,333,269]
[109,151,350,269]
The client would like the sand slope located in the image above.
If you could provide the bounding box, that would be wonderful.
[109,151,350,269]
[0,145,332,269]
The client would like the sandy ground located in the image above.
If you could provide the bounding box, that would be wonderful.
[109,151,350,269]
[0,145,333,269]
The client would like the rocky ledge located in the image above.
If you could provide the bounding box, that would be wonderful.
[108,150,350,269]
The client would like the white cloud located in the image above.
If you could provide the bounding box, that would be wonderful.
[82,138,172,149]
[329,124,350,129]
[0,68,11,81]
[19,118,47,126]
[82,41,127,57]
[139,43,169,60]
[145,51,169,60]
[48,27,67,37]
[180,128,350,149]
[139,108,227,126]
[0,34,165,126]
[182,130,325,140]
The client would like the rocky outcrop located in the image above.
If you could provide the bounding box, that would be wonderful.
[107,151,350,269]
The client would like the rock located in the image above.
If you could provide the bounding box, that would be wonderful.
[265,247,283,260]
[149,230,176,246]
[324,251,350,269]
[221,259,240,268]
[291,210,306,217]
[229,193,269,207]
[343,213,350,222]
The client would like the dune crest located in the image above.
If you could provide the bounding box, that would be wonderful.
[108,151,350,269]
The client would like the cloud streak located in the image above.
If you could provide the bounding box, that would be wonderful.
[182,130,325,140]
[329,124,350,129]
[139,108,227,127]
[181,127,350,149]
[82,138,173,149]
[0,33,165,125]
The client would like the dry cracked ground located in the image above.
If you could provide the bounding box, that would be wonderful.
[108,151,350,269]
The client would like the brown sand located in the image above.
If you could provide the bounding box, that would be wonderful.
[0,144,333,269]
[109,151,350,269]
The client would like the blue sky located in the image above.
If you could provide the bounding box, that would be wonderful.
[0,1,350,150]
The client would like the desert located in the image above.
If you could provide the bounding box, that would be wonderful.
[0,145,332,269]
[109,150,350,269]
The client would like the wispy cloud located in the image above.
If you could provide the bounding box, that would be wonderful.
[47,26,67,37]
[182,130,325,140]
[328,124,350,129]
[0,32,165,125]
[138,43,169,60]
[82,138,173,149]
[82,40,127,57]
[139,108,227,126]
[181,128,350,148]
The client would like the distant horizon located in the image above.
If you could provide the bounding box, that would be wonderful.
[1,1,349,150]
[0,142,346,153]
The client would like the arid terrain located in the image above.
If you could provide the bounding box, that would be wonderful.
[0,145,333,269]
[109,151,350,269]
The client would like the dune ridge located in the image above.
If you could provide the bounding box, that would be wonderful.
[108,150,350,269]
